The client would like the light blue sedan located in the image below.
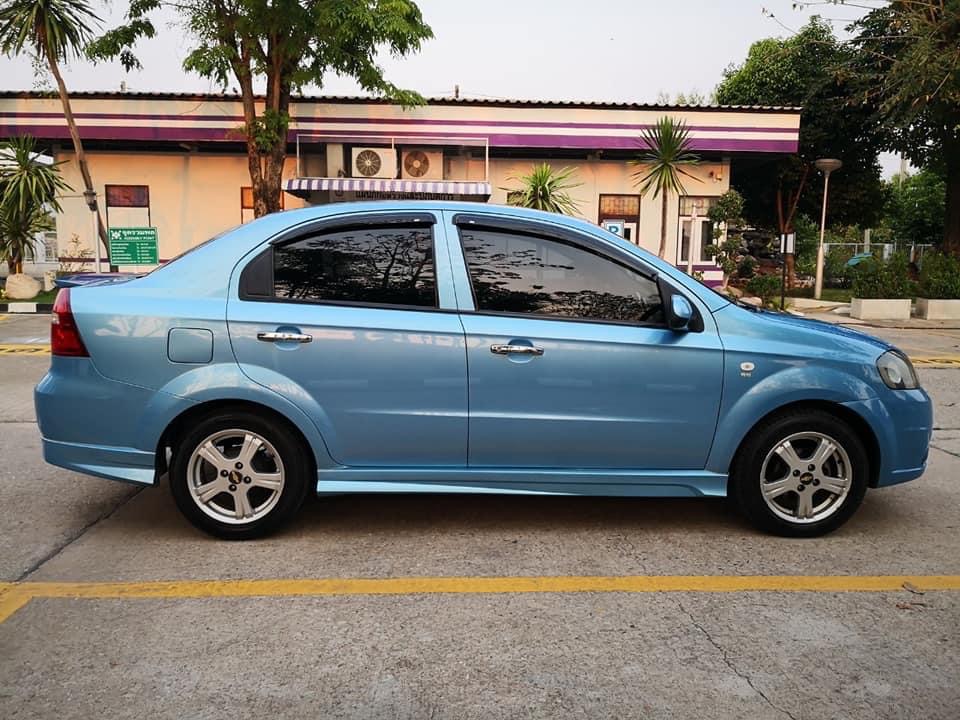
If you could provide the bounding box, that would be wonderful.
[35,202,932,539]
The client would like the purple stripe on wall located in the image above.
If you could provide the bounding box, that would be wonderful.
[0,110,799,134]
[0,123,798,153]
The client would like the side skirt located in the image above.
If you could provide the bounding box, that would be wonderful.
[316,468,727,498]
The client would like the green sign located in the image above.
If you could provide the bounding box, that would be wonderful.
[108,227,159,265]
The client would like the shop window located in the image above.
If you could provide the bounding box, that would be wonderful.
[42,231,58,262]
[678,196,718,264]
[105,184,151,232]
[599,194,640,218]
[598,194,641,244]
[106,185,149,208]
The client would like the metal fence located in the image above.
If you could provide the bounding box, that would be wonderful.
[823,243,935,264]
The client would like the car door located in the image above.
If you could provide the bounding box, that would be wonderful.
[448,212,724,471]
[227,211,468,468]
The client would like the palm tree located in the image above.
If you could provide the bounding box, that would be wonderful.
[0,0,106,253]
[504,163,582,215]
[0,135,69,273]
[633,117,700,259]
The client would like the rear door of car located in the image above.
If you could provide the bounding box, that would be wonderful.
[446,211,724,473]
[227,210,468,468]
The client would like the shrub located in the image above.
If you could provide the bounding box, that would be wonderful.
[851,253,915,299]
[918,253,960,299]
[746,274,782,307]
[737,255,757,279]
[823,247,855,288]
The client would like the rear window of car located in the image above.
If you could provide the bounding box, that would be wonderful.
[271,225,437,308]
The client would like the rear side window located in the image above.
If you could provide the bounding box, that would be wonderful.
[459,227,664,325]
[272,225,436,308]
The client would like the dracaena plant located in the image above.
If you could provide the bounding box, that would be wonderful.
[503,163,582,216]
[633,117,700,259]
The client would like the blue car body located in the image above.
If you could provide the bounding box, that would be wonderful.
[35,202,931,501]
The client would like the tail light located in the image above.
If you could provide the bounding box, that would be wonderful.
[51,289,89,357]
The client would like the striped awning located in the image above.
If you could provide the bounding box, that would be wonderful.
[283,177,492,195]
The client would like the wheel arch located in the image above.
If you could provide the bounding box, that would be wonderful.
[155,399,318,483]
[728,400,881,488]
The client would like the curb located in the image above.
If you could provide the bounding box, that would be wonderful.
[0,303,53,314]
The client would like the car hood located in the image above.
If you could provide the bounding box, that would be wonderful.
[715,304,895,359]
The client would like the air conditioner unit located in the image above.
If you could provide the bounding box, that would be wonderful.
[351,147,397,179]
[401,149,444,180]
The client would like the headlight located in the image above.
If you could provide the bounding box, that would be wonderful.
[877,350,920,390]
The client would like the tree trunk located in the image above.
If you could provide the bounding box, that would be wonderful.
[944,142,960,256]
[658,192,668,259]
[42,37,108,257]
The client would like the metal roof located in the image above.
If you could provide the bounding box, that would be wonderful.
[0,90,802,113]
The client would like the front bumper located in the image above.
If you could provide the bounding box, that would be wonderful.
[843,386,932,487]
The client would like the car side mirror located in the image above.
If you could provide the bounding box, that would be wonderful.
[668,294,694,332]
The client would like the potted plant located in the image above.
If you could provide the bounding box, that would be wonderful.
[850,253,914,320]
[916,252,960,319]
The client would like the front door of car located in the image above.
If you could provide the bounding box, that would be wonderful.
[227,212,467,468]
[449,214,724,471]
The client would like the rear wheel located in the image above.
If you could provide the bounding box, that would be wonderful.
[730,409,868,537]
[170,410,310,540]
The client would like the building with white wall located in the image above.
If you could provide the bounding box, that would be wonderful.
[0,91,800,285]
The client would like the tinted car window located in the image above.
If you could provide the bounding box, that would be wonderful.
[460,228,663,324]
[274,225,436,307]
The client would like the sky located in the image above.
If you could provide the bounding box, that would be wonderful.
[1,0,902,173]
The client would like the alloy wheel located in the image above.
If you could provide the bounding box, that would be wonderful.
[186,429,285,525]
[759,431,852,525]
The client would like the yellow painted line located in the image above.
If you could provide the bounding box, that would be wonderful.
[0,343,50,355]
[911,356,960,366]
[0,584,32,625]
[1,575,958,624]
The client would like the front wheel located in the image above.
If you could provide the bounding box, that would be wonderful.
[170,410,310,540]
[730,410,869,537]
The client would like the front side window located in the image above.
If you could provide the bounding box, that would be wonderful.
[273,225,436,308]
[459,227,663,325]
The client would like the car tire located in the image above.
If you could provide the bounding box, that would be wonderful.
[169,410,310,540]
[730,409,869,537]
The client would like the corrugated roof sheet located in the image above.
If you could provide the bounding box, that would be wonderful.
[0,89,802,113]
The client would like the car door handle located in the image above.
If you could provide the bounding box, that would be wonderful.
[257,331,313,344]
[490,343,544,356]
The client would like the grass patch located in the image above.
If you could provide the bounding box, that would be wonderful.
[786,287,853,303]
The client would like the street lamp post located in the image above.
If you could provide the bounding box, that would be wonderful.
[813,158,842,300]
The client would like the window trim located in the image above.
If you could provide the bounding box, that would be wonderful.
[268,211,435,247]
[454,218,668,329]
[240,216,441,311]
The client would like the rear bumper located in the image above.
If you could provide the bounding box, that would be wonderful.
[41,438,155,485]
[35,356,159,485]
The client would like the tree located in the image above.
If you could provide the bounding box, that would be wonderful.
[846,1,960,253]
[715,17,887,285]
[883,169,947,245]
[632,117,700,259]
[503,164,582,215]
[0,135,70,273]
[90,0,432,217]
[0,0,108,254]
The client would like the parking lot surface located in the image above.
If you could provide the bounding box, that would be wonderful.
[1,313,959,719]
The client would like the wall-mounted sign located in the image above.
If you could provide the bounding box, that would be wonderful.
[602,220,625,237]
[108,227,159,265]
